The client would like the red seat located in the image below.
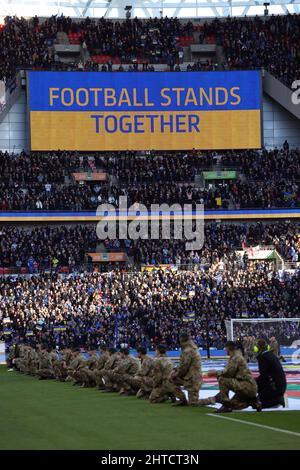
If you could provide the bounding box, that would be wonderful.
[20,267,28,274]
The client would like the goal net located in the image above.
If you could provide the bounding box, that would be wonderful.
[225,318,300,347]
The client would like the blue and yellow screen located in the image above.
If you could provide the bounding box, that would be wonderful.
[28,70,262,151]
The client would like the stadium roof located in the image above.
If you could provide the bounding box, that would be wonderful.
[0,0,300,19]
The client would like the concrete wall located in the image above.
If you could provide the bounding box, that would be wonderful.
[0,91,27,152]
[263,94,300,149]
[1,90,300,153]
[263,70,300,120]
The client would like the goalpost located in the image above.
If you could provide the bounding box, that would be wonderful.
[225,318,300,347]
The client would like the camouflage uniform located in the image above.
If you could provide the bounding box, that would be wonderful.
[14,344,25,371]
[199,350,257,410]
[133,355,155,398]
[37,350,54,379]
[149,355,175,403]
[80,353,99,387]
[101,353,122,390]
[28,347,40,375]
[105,354,140,393]
[94,351,111,389]
[172,339,202,405]
[48,350,59,377]
[19,346,31,374]
[54,350,72,381]
[67,353,87,384]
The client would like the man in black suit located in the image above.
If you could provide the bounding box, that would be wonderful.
[256,338,287,408]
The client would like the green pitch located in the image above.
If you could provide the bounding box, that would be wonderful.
[0,366,299,450]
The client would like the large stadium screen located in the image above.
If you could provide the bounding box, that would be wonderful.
[28,70,262,151]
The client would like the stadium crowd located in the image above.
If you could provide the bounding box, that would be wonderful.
[130,220,300,265]
[0,15,191,82]
[1,147,300,210]
[82,16,191,64]
[0,221,299,271]
[0,225,98,271]
[1,14,300,86]
[0,181,110,211]
[0,150,81,184]
[208,15,300,87]
[1,179,299,211]
[1,259,300,350]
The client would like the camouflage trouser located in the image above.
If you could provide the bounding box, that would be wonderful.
[140,377,154,393]
[80,368,97,387]
[149,381,175,404]
[120,374,145,394]
[172,376,202,405]
[53,363,68,381]
[94,369,106,388]
[103,371,125,391]
[29,362,39,375]
[216,377,257,410]
[37,368,54,379]
[134,377,154,398]
[72,369,86,384]
[14,358,23,371]
[102,371,118,390]
[123,375,141,393]
[18,360,29,374]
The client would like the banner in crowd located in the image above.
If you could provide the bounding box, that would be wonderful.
[87,252,126,262]
[28,70,262,151]
[183,311,195,322]
[141,264,178,273]
[203,170,237,180]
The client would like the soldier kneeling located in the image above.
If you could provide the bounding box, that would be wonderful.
[149,345,176,404]
[198,341,261,413]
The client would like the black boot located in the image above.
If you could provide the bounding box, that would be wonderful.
[279,396,286,408]
[215,405,232,413]
[250,397,262,412]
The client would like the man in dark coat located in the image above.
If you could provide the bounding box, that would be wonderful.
[256,338,287,408]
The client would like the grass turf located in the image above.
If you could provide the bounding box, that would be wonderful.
[0,366,300,450]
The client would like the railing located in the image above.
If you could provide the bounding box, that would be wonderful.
[0,261,210,278]
[2,205,300,213]
[1,254,297,279]
[283,261,300,271]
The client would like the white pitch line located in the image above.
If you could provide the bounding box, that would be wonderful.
[206,413,300,438]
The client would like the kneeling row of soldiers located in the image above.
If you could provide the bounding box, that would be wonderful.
[10,333,263,412]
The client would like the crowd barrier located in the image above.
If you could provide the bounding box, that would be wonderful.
[1,208,300,222]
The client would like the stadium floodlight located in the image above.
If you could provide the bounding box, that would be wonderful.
[264,2,270,15]
[125,5,132,19]
[225,317,300,347]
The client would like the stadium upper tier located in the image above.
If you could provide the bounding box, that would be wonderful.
[0,219,299,273]
[0,14,299,88]
[0,146,300,212]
